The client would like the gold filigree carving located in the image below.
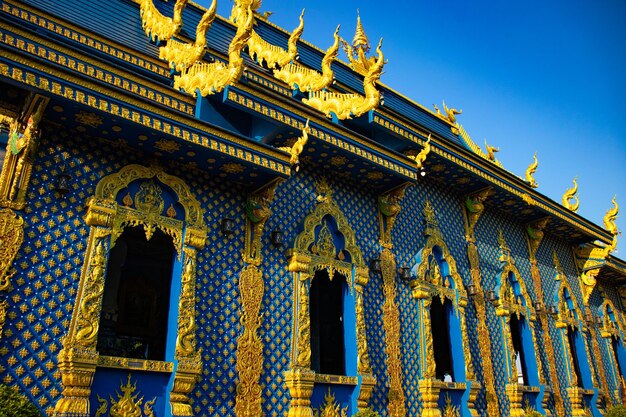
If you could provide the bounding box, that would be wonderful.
[562,176,580,212]
[341,12,379,78]
[234,265,265,417]
[278,119,310,170]
[406,134,431,170]
[377,183,410,247]
[284,367,316,417]
[0,208,24,291]
[302,39,385,120]
[139,0,188,42]
[97,356,174,373]
[0,95,48,209]
[441,394,461,417]
[229,0,261,24]
[0,300,7,342]
[95,374,156,417]
[464,187,493,237]
[248,9,304,68]
[174,4,253,96]
[159,0,216,72]
[526,217,549,260]
[274,26,340,93]
[525,153,539,188]
[313,389,348,417]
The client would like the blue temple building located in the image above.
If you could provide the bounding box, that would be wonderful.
[0,1,624,416]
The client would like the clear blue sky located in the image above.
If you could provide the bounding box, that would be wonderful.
[202,0,626,255]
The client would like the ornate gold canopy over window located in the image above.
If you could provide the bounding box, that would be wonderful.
[54,164,207,417]
[284,179,375,417]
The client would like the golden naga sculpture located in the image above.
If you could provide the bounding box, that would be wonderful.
[406,134,431,170]
[139,0,188,42]
[525,152,538,188]
[562,176,580,212]
[230,0,261,24]
[433,101,462,124]
[303,38,385,120]
[247,9,304,69]
[274,25,340,93]
[278,119,310,170]
[174,5,254,97]
[341,11,378,77]
[159,0,216,72]
[484,139,500,162]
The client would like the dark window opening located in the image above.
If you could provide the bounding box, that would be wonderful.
[310,269,345,375]
[612,336,624,378]
[97,226,175,361]
[567,326,583,387]
[510,315,528,385]
[431,297,454,381]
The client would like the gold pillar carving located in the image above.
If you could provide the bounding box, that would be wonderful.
[525,220,566,417]
[284,368,316,417]
[462,188,500,417]
[419,379,443,417]
[234,179,282,417]
[506,383,524,417]
[377,185,409,417]
[54,346,98,416]
[567,387,586,416]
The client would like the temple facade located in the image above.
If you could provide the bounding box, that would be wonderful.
[0,1,624,417]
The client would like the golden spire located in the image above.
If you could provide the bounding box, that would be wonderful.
[352,10,370,53]
[561,176,580,212]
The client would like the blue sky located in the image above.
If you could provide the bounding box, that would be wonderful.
[203,0,626,256]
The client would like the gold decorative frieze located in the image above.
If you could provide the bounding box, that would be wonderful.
[248,9,304,68]
[174,4,253,96]
[0,208,24,292]
[97,356,174,373]
[274,26,340,93]
[139,0,188,42]
[525,152,539,188]
[562,176,580,212]
[159,0,217,72]
[302,39,385,120]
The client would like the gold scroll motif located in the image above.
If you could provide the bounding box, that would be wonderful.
[0,97,47,209]
[54,164,207,417]
[285,178,374,415]
[159,0,217,72]
[274,26,340,93]
[525,153,539,188]
[139,0,188,42]
[0,300,7,342]
[247,9,304,69]
[562,176,580,212]
[174,4,253,96]
[302,39,385,120]
[94,374,156,417]
[377,185,409,417]
[525,218,565,416]
[234,179,281,417]
[0,208,24,292]
[575,197,619,305]
[461,188,500,417]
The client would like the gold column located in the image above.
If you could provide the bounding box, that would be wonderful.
[355,267,376,410]
[419,378,443,417]
[234,179,282,417]
[462,188,500,416]
[525,220,565,417]
[506,383,524,417]
[377,186,409,417]
[284,367,316,417]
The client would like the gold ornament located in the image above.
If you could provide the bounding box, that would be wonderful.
[406,134,431,170]
[139,0,188,42]
[174,4,254,96]
[525,152,539,188]
[95,374,157,417]
[278,120,310,170]
[247,9,304,69]
[303,39,385,120]
[313,389,348,417]
[562,176,580,212]
[274,25,340,92]
[484,139,500,162]
[0,208,24,291]
[159,0,217,72]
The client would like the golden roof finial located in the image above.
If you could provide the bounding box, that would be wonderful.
[353,9,370,53]
[525,152,538,188]
[561,176,580,212]
[604,195,619,236]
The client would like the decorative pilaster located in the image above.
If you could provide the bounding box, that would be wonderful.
[234,179,282,417]
[525,219,566,416]
[419,378,443,417]
[567,387,586,416]
[377,185,409,417]
[461,187,500,417]
[506,383,524,417]
[284,368,316,417]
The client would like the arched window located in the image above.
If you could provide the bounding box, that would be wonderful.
[430,296,454,381]
[509,314,528,385]
[566,325,583,387]
[96,226,176,360]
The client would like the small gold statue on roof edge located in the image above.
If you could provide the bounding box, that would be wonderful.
[562,176,580,212]
[525,152,538,188]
